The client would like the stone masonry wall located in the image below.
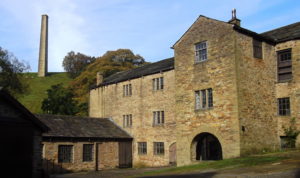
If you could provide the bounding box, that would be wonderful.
[275,40,300,147]
[235,32,279,154]
[174,16,240,166]
[90,70,176,167]
[42,141,119,172]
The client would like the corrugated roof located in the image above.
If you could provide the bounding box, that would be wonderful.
[95,57,174,88]
[36,114,132,139]
[261,22,300,43]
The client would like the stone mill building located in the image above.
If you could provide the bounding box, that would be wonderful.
[89,12,300,167]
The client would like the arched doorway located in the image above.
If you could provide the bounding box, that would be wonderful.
[191,132,222,161]
[169,142,176,165]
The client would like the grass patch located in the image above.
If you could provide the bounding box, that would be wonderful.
[18,72,72,114]
[135,152,290,177]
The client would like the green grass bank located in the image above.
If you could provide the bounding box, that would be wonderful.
[18,72,72,114]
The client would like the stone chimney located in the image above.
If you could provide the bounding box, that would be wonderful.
[38,14,48,77]
[228,8,241,26]
[96,72,103,85]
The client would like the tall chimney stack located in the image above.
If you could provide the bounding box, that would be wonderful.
[38,14,48,77]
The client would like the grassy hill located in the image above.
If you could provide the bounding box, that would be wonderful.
[18,72,72,114]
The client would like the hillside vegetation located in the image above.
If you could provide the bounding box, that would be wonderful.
[18,73,72,114]
[70,49,144,105]
[18,49,145,115]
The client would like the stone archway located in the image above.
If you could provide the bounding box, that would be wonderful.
[191,132,222,161]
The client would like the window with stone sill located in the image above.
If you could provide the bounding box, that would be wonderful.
[153,111,164,126]
[123,114,132,128]
[152,77,164,91]
[277,49,292,82]
[278,97,290,116]
[123,84,132,97]
[138,142,147,155]
[82,144,93,162]
[58,145,73,163]
[153,142,164,155]
[195,41,207,63]
[195,88,213,110]
[253,39,263,59]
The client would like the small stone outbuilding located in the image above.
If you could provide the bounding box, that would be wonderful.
[37,114,133,173]
[0,89,49,178]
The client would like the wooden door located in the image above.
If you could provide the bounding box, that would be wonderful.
[118,141,132,168]
[169,142,176,165]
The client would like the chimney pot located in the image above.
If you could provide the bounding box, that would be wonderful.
[228,8,241,26]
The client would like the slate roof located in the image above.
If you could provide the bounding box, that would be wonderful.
[261,22,300,43]
[36,114,132,140]
[0,89,49,132]
[92,18,300,89]
[233,25,276,44]
[95,57,174,88]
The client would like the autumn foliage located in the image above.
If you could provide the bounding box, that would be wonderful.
[68,49,145,115]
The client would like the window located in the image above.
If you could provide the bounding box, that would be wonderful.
[138,142,147,155]
[195,41,207,63]
[278,49,292,82]
[154,142,164,155]
[278,98,290,116]
[153,111,164,126]
[153,77,164,91]
[58,145,73,163]
[253,39,262,59]
[123,84,132,96]
[195,88,213,110]
[83,144,93,162]
[123,114,132,128]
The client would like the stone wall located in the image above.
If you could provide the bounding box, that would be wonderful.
[42,141,119,172]
[235,32,279,154]
[90,70,176,167]
[98,142,119,169]
[174,16,241,166]
[275,40,300,147]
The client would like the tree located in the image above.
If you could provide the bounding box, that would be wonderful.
[41,84,79,115]
[0,47,30,97]
[62,51,95,78]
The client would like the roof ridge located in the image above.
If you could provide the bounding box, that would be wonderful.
[261,21,300,35]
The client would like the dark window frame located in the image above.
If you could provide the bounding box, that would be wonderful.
[58,145,73,163]
[277,49,292,82]
[82,144,94,162]
[153,142,164,155]
[253,39,262,59]
[278,97,290,116]
[138,142,147,155]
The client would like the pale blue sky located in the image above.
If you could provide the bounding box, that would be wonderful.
[0,0,299,72]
